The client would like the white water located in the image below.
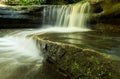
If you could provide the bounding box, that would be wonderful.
[0,32,43,79]
[0,2,91,79]
[42,2,90,29]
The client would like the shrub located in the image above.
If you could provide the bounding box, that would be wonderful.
[0,0,46,5]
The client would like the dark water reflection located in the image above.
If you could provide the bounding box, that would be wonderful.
[39,31,120,57]
[0,29,120,56]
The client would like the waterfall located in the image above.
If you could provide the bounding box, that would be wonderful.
[0,2,91,79]
[42,2,90,29]
[0,31,43,79]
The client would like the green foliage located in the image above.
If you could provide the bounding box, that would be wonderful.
[0,0,46,5]
[19,0,46,5]
[20,0,45,5]
[0,0,18,5]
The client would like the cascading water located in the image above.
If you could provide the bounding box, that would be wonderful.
[42,2,90,29]
[0,2,91,79]
[0,31,43,79]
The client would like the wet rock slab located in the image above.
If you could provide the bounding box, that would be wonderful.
[33,33,120,79]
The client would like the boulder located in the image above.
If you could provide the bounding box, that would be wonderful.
[33,35,120,79]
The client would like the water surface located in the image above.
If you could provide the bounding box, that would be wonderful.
[37,31,120,57]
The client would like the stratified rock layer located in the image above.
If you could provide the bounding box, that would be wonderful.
[90,0,120,32]
[33,35,120,79]
[0,5,42,28]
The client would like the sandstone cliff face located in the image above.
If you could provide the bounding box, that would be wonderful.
[90,0,120,32]
[91,0,120,18]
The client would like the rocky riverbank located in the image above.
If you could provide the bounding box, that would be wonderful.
[33,34,120,79]
[0,0,120,31]
[0,5,43,28]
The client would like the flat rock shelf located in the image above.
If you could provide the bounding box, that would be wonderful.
[0,5,42,28]
[33,32,120,79]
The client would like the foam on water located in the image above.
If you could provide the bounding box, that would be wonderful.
[0,34,43,79]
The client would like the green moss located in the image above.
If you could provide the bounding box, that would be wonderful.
[35,36,120,79]
[72,62,79,70]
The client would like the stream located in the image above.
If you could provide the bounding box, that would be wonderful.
[0,2,120,79]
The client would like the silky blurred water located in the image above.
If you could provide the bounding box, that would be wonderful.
[0,29,43,79]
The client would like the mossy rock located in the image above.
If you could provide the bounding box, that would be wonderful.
[33,35,120,79]
[90,0,120,32]
[90,0,120,18]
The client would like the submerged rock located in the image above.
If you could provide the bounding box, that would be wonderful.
[33,35,120,79]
